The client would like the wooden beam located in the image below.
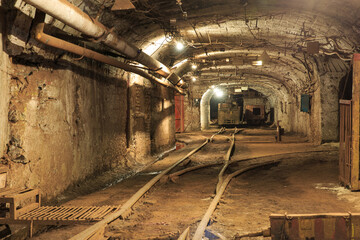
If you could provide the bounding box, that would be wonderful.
[351,53,360,190]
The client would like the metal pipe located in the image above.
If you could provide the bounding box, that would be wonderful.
[34,21,184,94]
[23,0,182,84]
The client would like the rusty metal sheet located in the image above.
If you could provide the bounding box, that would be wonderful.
[111,0,135,11]
[270,213,360,240]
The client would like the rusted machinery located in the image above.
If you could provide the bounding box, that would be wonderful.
[218,102,242,126]
[244,105,266,125]
[235,213,360,239]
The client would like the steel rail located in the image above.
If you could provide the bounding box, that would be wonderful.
[216,128,241,193]
[168,149,337,180]
[162,128,229,183]
[69,129,226,240]
[209,127,226,142]
[192,160,280,240]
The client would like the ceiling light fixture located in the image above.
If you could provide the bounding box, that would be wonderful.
[252,60,263,66]
[214,88,224,98]
[192,64,198,70]
[192,77,197,82]
[176,41,185,50]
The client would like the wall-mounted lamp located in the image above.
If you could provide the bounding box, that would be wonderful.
[192,77,197,82]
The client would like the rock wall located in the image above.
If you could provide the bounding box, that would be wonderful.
[151,85,175,154]
[2,57,130,200]
[320,73,347,142]
[184,95,201,132]
[0,8,176,200]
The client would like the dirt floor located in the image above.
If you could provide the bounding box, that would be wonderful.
[25,128,360,239]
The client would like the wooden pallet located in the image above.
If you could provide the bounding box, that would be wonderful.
[17,205,120,222]
[0,188,121,237]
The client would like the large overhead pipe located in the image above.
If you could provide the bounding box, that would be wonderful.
[23,0,182,84]
[33,16,184,94]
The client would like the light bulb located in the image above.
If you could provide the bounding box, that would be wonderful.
[176,42,185,50]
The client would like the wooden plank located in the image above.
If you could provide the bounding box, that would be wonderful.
[68,208,91,220]
[351,54,360,190]
[98,207,117,218]
[88,206,109,219]
[51,207,76,220]
[16,203,40,218]
[34,207,63,220]
[95,207,117,219]
[71,208,94,220]
[27,207,56,219]
[0,219,93,225]
[7,189,38,199]
[18,207,47,219]
[81,208,100,220]
[63,207,83,220]
[0,187,23,196]
[21,206,53,219]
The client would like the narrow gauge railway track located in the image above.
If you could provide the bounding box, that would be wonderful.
[177,129,279,240]
[69,128,233,240]
[67,129,335,240]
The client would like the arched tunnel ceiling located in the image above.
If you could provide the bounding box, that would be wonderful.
[16,0,359,96]
[120,0,358,97]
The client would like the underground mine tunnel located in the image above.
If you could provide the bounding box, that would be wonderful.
[0,0,360,239]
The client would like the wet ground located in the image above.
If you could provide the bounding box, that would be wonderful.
[29,128,360,239]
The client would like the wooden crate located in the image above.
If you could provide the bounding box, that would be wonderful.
[0,188,41,220]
